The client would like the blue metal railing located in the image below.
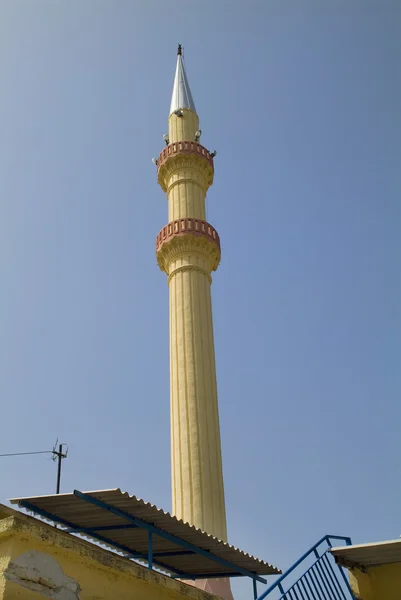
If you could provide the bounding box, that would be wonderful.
[254,535,355,600]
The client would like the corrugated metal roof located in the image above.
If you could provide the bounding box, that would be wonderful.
[331,539,401,569]
[10,489,280,581]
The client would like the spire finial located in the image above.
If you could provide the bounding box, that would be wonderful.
[177,44,182,56]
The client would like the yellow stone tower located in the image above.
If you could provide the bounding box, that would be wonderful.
[155,46,234,600]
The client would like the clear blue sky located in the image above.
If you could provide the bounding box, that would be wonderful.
[0,1,400,597]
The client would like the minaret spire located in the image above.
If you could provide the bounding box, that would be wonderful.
[155,49,234,600]
[169,47,196,116]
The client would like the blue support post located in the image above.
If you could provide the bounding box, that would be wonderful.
[253,578,258,599]
[148,531,153,571]
[278,582,285,596]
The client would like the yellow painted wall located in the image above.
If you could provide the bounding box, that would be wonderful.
[350,563,401,600]
[0,506,218,600]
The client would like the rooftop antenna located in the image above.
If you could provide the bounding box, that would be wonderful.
[52,440,68,494]
[0,440,68,494]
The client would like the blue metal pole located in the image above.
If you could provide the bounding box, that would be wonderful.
[253,579,258,600]
[148,531,153,571]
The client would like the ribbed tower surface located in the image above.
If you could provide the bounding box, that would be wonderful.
[155,47,234,600]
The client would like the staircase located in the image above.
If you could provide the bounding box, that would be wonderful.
[254,535,355,600]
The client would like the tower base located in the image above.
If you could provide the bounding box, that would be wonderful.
[187,578,235,600]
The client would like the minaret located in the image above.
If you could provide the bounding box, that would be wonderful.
[155,46,234,600]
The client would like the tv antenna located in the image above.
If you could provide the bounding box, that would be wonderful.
[0,439,68,494]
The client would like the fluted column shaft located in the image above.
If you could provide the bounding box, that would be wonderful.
[156,110,227,541]
[169,256,227,541]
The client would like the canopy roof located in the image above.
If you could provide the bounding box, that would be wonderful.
[11,489,280,583]
[331,539,401,569]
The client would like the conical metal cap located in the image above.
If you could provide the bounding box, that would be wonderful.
[170,53,196,116]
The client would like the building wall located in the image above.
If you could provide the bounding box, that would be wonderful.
[350,563,401,600]
[0,505,218,600]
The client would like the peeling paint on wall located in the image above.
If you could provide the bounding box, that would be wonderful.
[4,550,81,599]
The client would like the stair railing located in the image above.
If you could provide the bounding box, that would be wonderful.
[254,535,355,600]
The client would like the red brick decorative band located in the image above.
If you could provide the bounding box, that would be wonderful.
[156,218,220,254]
[157,142,214,171]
